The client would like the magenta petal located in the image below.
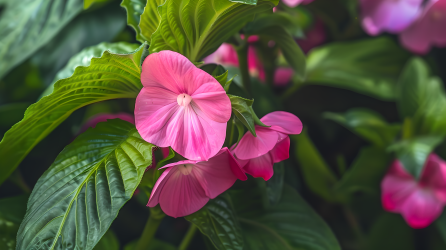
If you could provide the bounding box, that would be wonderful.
[243,152,275,181]
[274,68,293,86]
[157,168,209,218]
[147,167,172,207]
[232,127,279,160]
[282,0,306,7]
[271,136,290,163]
[400,188,444,228]
[78,113,134,135]
[420,154,446,202]
[260,111,303,135]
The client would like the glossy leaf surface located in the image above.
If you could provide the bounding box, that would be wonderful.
[0,44,147,186]
[16,119,154,250]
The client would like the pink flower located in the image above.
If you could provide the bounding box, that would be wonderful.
[78,113,134,135]
[135,51,231,161]
[231,111,303,181]
[400,0,446,54]
[296,19,326,53]
[282,0,314,8]
[360,0,423,35]
[381,154,446,228]
[148,148,247,217]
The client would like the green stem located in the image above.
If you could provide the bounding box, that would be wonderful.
[228,117,235,147]
[135,209,165,250]
[178,224,198,250]
[235,42,251,97]
[343,207,365,248]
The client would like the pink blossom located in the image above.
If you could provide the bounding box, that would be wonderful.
[360,0,423,35]
[381,154,446,228]
[78,113,134,135]
[400,0,446,54]
[282,0,314,8]
[148,148,247,217]
[135,51,231,161]
[231,111,302,181]
[296,19,326,53]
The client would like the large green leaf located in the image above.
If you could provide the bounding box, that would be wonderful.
[0,195,28,250]
[139,0,166,42]
[185,194,244,250]
[0,43,147,186]
[293,132,338,201]
[124,239,176,250]
[149,0,278,62]
[0,0,83,79]
[324,108,401,147]
[306,37,410,100]
[40,42,141,98]
[233,185,341,250]
[16,119,154,250]
[367,213,415,250]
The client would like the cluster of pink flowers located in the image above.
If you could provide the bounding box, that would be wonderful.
[360,0,446,54]
[135,51,303,217]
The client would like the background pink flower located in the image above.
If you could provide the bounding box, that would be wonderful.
[381,154,446,228]
[231,111,302,180]
[282,0,314,8]
[78,113,134,135]
[147,148,246,217]
[360,0,423,35]
[135,51,231,161]
[296,19,326,53]
[400,0,446,54]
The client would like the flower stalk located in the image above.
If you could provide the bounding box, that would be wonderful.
[135,206,165,250]
[178,224,198,250]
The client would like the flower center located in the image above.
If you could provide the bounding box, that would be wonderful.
[178,164,194,175]
[177,93,192,106]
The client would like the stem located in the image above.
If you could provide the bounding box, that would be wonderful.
[235,41,251,97]
[178,224,198,250]
[10,170,31,194]
[342,207,365,248]
[135,208,165,250]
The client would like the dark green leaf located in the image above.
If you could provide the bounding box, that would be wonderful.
[93,230,119,250]
[265,162,285,205]
[233,185,341,250]
[0,0,83,79]
[335,147,391,195]
[185,194,244,250]
[121,0,146,42]
[200,63,229,88]
[0,195,28,250]
[0,43,147,186]
[17,119,154,250]
[252,26,306,80]
[293,132,338,201]
[244,12,305,38]
[306,37,410,100]
[149,0,277,62]
[436,210,446,245]
[228,95,257,137]
[324,108,401,147]
[367,213,415,250]
[124,239,176,250]
[388,136,443,178]
[0,103,30,128]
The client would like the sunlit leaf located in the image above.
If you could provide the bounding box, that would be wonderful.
[16,119,154,250]
[0,43,147,186]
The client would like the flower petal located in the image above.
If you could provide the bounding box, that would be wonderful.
[260,111,303,135]
[147,167,172,207]
[157,167,209,218]
[400,188,444,228]
[191,84,231,123]
[243,152,275,181]
[420,154,446,202]
[271,135,290,163]
[232,127,279,160]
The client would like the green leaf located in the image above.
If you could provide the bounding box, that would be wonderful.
[0,195,28,250]
[17,119,154,250]
[233,185,341,250]
[124,239,176,250]
[149,0,277,62]
[121,0,145,42]
[0,43,147,186]
[0,0,83,79]
[388,136,444,178]
[244,12,305,38]
[93,230,119,250]
[139,0,167,42]
[265,162,285,205]
[228,95,257,137]
[248,26,306,80]
[200,63,229,88]
[324,108,401,147]
[185,194,244,250]
[40,42,141,99]
[436,210,446,245]
[367,213,415,250]
[335,147,391,195]
[306,37,410,100]
[84,0,110,8]
[293,131,338,201]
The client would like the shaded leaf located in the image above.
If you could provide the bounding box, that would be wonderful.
[0,195,28,250]
[436,210,446,245]
[93,230,119,250]
[121,0,146,42]
[0,43,147,186]
[367,213,415,250]
[124,239,176,250]
[0,0,83,79]
[306,37,410,100]
[149,0,278,62]
[84,0,110,8]
[228,95,257,137]
[324,108,400,147]
[185,194,244,250]
[16,119,154,250]
[244,12,305,38]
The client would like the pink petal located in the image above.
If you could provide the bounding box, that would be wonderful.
[232,127,279,160]
[260,111,303,135]
[203,43,239,66]
[420,154,446,202]
[400,188,444,228]
[274,68,293,86]
[78,113,134,135]
[243,152,275,181]
[296,19,327,53]
[147,167,172,207]
[191,83,231,123]
[281,0,307,7]
[271,136,290,163]
[400,0,446,54]
[158,168,209,218]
